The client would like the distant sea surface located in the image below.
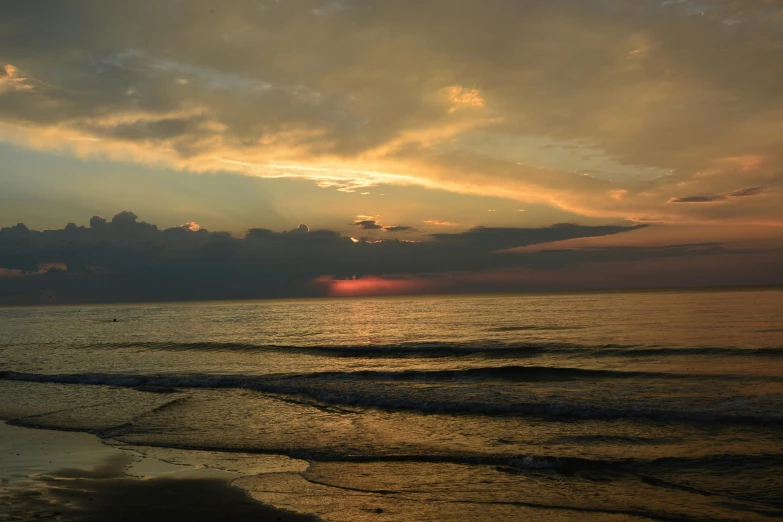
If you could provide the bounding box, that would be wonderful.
[1,289,782,521]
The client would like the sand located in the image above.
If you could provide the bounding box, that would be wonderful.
[0,421,318,521]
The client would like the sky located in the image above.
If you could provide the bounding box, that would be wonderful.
[1,0,782,303]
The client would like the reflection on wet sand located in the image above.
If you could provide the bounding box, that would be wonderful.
[0,422,316,522]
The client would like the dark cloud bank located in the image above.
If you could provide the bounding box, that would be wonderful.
[0,212,777,305]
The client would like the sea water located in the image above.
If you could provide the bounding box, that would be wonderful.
[1,289,782,520]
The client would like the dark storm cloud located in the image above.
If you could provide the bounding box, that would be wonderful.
[669,187,767,203]
[0,212,766,304]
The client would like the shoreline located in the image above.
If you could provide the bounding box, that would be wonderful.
[0,421,319,521]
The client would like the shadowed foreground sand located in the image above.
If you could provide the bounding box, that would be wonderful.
[0,422,318,522]
[4,471,318,521]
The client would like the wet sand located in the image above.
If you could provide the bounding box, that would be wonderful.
[0,421,318,521]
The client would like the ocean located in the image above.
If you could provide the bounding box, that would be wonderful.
[1,289,782,521]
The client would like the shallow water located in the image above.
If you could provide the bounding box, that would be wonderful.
[1,289,782,520]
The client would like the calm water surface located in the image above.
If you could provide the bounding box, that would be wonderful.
[1,289,782,520]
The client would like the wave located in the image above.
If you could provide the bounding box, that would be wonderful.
[66,429,783,482]
[291,365,729,382]
[0,365,718,385]
[2,369,780,424]
[261,388,783,424]
[13,340,783,359]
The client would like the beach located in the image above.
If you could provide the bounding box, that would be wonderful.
[1,289,782,521]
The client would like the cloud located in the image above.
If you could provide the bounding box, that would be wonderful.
[382,225,416,233]
[670,196,725,204]
[1,211,730,304]
[424,220,458,227]
[354,216,416,232]
[446,86,486,113]
[0,1,782,224]
[728,187,767,198]
[669,187,767,203]
[354,219,383,230]
[430,223,649,251]
[177,221,202,232]
[0,64,32,93]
